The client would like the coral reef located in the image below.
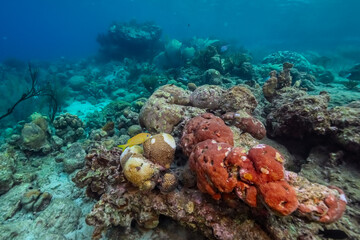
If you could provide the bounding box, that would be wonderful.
[266,90,331,138]
[53,113,85,143]
[262,51,311,72]
[97,21,162,60]
[74,145,272,240]
[264,72,360,153]
[73,112,348,240]
[262,62,293,102]
[2,21,360,240]
[139,84,259,135]
[139,84,204,133]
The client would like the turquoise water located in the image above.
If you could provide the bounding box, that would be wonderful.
[1,0,360,60]
[0,1,359,240]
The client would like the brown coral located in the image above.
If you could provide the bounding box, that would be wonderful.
[220,86,257,113]
[139,85,205,133]
[143,133,176,169]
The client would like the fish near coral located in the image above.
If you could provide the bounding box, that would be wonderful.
[118,133,151,151]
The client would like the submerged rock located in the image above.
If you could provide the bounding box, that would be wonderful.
[0,153,15,195]
[20,188,52,212]
[189,84,224,109]
[35,198,81,235]
[0,184,30,222]
[266,91,331,138]
[58,142,86,173]
[21,122,49,152]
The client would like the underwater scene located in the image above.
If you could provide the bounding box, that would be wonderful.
[1,0,360,239]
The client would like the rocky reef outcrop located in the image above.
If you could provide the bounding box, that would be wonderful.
[74,107,347,240]
[97,21,162,60]
[263,64,360,154]
[53,113,85,144]
[139,84,264,141]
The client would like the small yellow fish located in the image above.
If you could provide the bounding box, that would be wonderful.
[118,133,151,151]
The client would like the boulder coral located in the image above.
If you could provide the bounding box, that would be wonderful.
[262,51,311,72]
[219,85,258,113]
[139,85,204,133]
[264,74,360,153]
[122,153,160,191]
[139,84,260,136]
[21,123,47,151]
[189,84,224,109]
[143,133,176,169]
[119,133,176,190]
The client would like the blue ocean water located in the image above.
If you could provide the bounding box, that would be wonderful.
[0,1,359,240]
[1,0,360,61]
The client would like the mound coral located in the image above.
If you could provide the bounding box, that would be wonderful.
[139,84,261,138]
[143,133,176,169]
[119,133,176,190]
